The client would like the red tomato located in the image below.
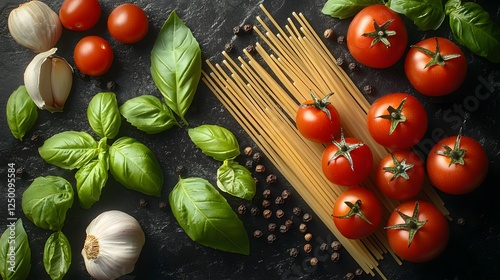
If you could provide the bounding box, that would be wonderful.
[386,200,449,262]
[375,150,425,200]
[367,93,427,150]
[321,133,373,186]
[74,36,114,76]
[347,5,408,68]
[332,186,382,239]
[405,37,467,96]
[427,133,488,194]
[296,92,341,143]
[108,4,149,43]
[59,0,101,31]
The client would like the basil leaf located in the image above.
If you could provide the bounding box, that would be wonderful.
[75,156,108,209]
[322,0,384,19]
[109,137,163,197]
[388,0,445,30]
[43,231,71,280]
[87,92,121,139]
[445,0,500,63]
[21,176,74,231]
[0,219,31,280]
[38,131,99,170]
[188,124,240,161]
[217,159,256,200]
[6,85,38,141]
[169,177,250,255]
[120,95,180,134]
[150,10,202,125]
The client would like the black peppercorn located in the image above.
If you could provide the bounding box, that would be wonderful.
[243,23,253,33]
[251,207,260,216]
[15,167,24,176]
[331,240,342,250]
[255,164,266,173]
[139,198,148,208]
[285,219,293,229]
[224,43,234,53]
[262,189,271,199]
[302,213,313,222]
[159,201,168,210]
[336,57,345,66]
[266,174,277,184]
[244,146,253,157]
[292,207,302,216]
[106,80,116,91]
[275,209,284,219]
[303,243,312,253]
[320,243,329,251]
[237,204,247,215]
[348,62,358,72]
[253,230,263,238]
[331,251,340,262]
[279,224,288,233]
[268,223,277,232]
[253,177,259,185]
[337,35,345,44]
[289,247,299,257]
[267,234,276,243]
[245,44,255,53]
[363,84,374,95]
[263,209,272,219]
[457,217,466,226]
[245,159,253,169]
[304,233,313,242]
[309,257,319,266]
[281,189,290,200]
[345,272,355,280]
[175,165,186,175]
[275,196,284,205]
[355,268,364,276]
[324,28,334,39]
[252,152,263,163]
[299,223,308,233]
[233,25,241,35]
[262,199,271,208]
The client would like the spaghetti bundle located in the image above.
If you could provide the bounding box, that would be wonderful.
[203,5,448,278]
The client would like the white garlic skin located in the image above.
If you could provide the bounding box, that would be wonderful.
[82,210,145,280]
[8,0,62,53]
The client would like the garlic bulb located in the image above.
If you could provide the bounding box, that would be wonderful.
[8,0,62,53]
[82,210,145,280]
[24,48,73,112]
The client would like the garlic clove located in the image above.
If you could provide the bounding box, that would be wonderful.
[50,57,73,110]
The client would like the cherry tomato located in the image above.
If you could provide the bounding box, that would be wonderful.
[386,200,449,262]
[59,0,101,31]
[74,36,114,76]
[347,5,408,68]
[367,93,427,150]
[108,4,149,43]
[405,37,467,96]
[296,92,341,143]
[375,150,425,200]
[322,133,373,186]
[332,186,382,239]
[427,132,488,194]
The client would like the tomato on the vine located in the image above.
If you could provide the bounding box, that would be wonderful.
[59,0,101,31]
[296,92,341,143]
[321,132,373,186]
[332,186,382,239]
[367,93,427,150]
[386,200,449,262]
[347,4,407,68]
[427,131,488,194]
[108,4,149,44]
[74,36,114,76]
[405,37,467,96]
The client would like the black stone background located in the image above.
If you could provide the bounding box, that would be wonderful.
[0,0,499,279]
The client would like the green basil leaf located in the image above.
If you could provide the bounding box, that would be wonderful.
[445,0,500,63]
[21,176,74,231]
[188,124,240,161]
[75,156,108,209]
[322,0,384,19]
[120,95,180,134]
[38,131,99,170]
[217,159,256,200]
[87,92,121,139]
[150,10,202,125]
[388,0,445,30]
[169,177,250,255]
[109,137,163,196]
[43,231,71,280]
[0,219,31,280]
[6,85,38,141]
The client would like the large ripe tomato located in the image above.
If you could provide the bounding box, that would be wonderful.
[332,186,382,239]
[427,132,488,194]
[321,133,373,186]
[367,93,427,150]
[296,92,341,143]
[386,200,449,262]
[108,4,149,44]
[376,150,425,201]
[59,0,101,31]
[347,4,407,68]
[405,37,467,96]
[74,36,114,76]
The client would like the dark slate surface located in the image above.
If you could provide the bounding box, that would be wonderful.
[0,0,499,279]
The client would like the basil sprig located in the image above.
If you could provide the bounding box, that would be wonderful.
[0,220,31,280]
[188,124,240,161]
[169,177,250,255]
[87,92,121,139]
[322,0,384,19]
[217,159,256,201]
[6,85,38,141]
[120,95,179,134]
[388,0,445,30]
[43,231,71,280]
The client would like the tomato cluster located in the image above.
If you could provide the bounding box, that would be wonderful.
[58,0,149,76]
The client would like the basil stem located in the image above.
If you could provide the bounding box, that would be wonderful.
[188,124,240,161]
[217,159,256,200]
[0,219,31,280]
[322,0,384,19]
[43,231,71,280]
[87,92,121,139]
[6,85,38,141]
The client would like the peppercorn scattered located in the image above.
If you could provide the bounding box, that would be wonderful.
[348,62,358,72]
[262,199,271,208]
[355,268,364,276]
[324,28,334,39]
[139,198,148,208]
[299,223,308,233]
[262,189,271,199]
[331,251,340,262]
[289,247,299,257]
[336,57,345,66]
[175,165,185,175]
[252,152,263,163]
[285,219,293,229]
[266,174,277,184]
[253,230,263,238]
[245,44,256,53]
[320,243,329,251]
[302,213,313,222]
[337,35,345,44]
[281,189,290,200]
[15,167,24,176]
[292,207,302,216]
[243,146,253,157]
[304,233,313,242]
[245,159,253,169]
[363,84,374,95]
[345,272,355,280]
[275,196,284,205]
[268,223,277,232]
[309,257,319,266]
[303,243,312,253]
[255,164,266,173]
[267,234,276,243]
[331,240,342,250]
[253,177,259,185]
[457,217,466,226]
[279,224,288,233]
[237,204,247,215]
[251,207,260,216]
[106,80,116,91]
[276,209,284,219]
[159,201,168,210]
[224,43,234,53]
[243,23,253,33]
[233,25,241,35]
[263,209,272,219]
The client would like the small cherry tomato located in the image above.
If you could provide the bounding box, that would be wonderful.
[322,132,373,186]
[427,131,488,194]
[386,200,449,262]
[108,4,149,43]
[375,150,425,200]
[367,93,427,150]
[405,37,467,96]
[332,186,382,239]
[59,0,101,31]
[296,92,341,143]
[74,36,114,76]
